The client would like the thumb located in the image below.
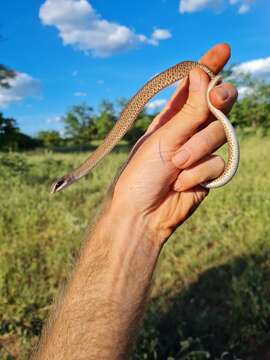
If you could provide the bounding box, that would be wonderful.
[162,68,210,148]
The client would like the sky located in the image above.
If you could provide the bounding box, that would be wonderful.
[0,0,269,135]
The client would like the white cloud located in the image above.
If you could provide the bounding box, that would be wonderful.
[59,129,65,137]
[237,85,253,98]
[39,0,171,57]
[179,0,255,14]
[74,91,87,97]
[0,72,41,108]
[180,0,222,13]
[146,99,167,111]
[47,115,62,124]
[238,4,248,13]
[232,57,270,79]
[230,56,270,99]
[150,29,172,44]
[233,0,254,13]
[238,0,254,13]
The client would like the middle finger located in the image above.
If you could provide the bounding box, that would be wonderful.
[172,120,226,170]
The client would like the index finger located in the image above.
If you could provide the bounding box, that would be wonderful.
[149,43,232,132]
[171,43,231,105]
[199,43,231,74]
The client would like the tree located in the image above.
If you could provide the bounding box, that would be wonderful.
[124,114,155,144]
[16,132,41,150]
[116,97,129,114]
[0,113,40,150]
[115,97,155,144]
[0,112,19,150]
[99,99,115,116]
[0,65,15,88]
[230,75,270,130]
[95,100,116,139]
[37,130,62,148]
[63,103,97,146]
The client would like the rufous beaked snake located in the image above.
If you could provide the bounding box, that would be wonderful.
[51,61,240,194]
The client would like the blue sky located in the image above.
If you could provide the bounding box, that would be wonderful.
[0,0,269,135]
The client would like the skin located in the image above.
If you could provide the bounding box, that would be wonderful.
[33,44,237,360]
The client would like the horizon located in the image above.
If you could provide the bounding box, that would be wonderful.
[0,0,269,136]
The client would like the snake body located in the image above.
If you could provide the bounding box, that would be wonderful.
[51,61,240,193]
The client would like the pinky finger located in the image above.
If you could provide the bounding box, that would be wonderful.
[173,154,225,192]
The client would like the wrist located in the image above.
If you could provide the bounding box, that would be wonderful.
[89,198,162,303]
[103,196,166,251]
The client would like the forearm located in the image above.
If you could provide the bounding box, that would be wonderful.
[33,44,233,360]
[34,202,161,360]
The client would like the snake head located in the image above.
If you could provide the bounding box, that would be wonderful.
[50,175,75,194]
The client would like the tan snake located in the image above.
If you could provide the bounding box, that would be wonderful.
[51,61,240,194]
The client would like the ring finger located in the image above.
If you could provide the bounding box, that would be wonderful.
[173,154,225,192]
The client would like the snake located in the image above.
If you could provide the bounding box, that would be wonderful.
[51,61,240,194]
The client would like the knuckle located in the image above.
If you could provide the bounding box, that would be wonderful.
[173,179,181,191]
[213,155,225,174]
[182,100,209,124]
[207,121,226,145]
[183,168,197,185]
[198,136,212,155]
[193,189,208,204]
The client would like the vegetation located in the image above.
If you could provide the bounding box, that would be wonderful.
[0,113,40,151]
[36,130,63,148]
[0,71,269,151]
[230,74,270,132]
[0,135,270,359]
[0,64,15,88]
[0,67,269,358]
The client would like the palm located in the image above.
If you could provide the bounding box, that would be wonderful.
[112,44,236,243]
[114,128,207,238]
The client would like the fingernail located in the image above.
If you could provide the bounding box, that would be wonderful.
[173,149,190,167]
[216,86,229,101]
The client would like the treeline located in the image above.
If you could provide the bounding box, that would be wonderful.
[0,99,156,150]
[0,113,41,151]
[230,75,270,132]
[0,71,269,151]
[0,100,154,151]
[37,100,156,149]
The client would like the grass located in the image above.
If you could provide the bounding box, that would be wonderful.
[0,135,270,359]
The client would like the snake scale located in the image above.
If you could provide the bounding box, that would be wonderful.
[51,61,240,194]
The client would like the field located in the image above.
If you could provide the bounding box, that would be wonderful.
[0,135,270,359]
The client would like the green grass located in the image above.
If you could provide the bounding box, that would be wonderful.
[0,136,270,359]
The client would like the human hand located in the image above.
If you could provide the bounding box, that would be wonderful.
[110,44,238,245]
